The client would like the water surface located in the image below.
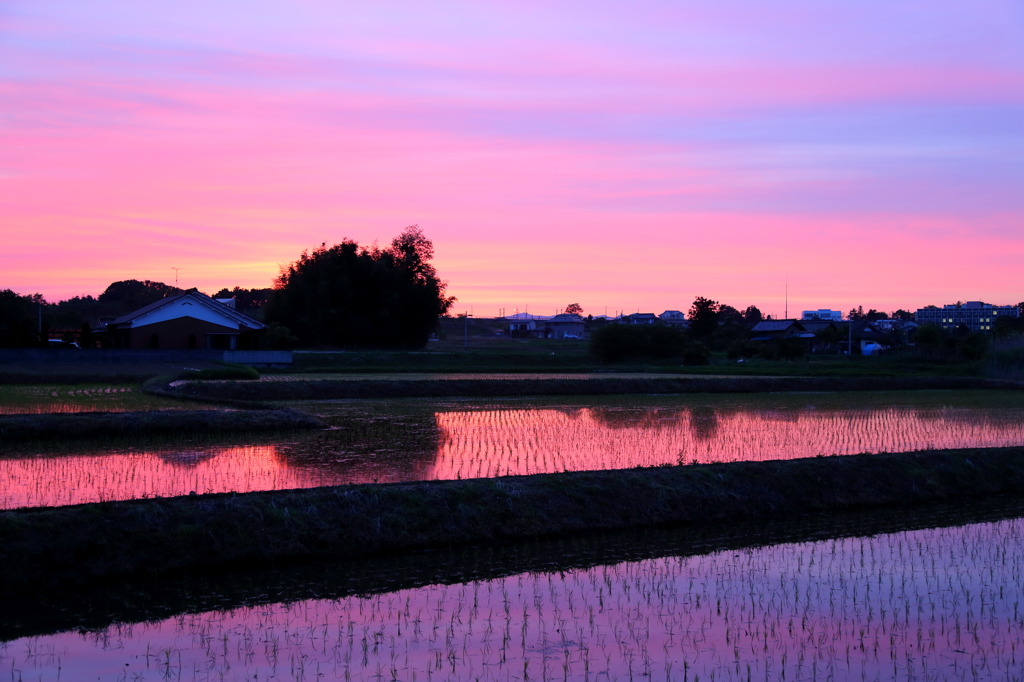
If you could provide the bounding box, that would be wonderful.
[6,509,1023,680]
[4,390,1023,509]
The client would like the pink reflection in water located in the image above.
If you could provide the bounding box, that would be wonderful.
[5,401,1024,509]
[5,517,1023,680]
[430,405,1024,479]
[0,445,344,510]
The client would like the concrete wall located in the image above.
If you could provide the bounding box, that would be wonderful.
[223,351,294,367]
[0,349,292,366]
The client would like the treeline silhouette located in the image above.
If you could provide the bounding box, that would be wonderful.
[2,225,453,350]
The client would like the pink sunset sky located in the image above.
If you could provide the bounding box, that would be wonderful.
[2,1,1022,317]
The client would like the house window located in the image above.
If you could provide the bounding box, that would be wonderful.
[149,333,159,349]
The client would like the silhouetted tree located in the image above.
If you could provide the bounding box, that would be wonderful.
[564,303,583,316]
[0,289,43,347]
[212,287,274,319]
[994,315,1024,338]
[891,309,915,321]
[265,225,455,348]
[743,305,763,326]
[717,304,744,325]
[99,280,182,312]
[848,306,865,321]
[687,297,720,339]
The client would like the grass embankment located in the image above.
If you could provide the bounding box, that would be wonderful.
[0,383,207,415]
[288,344,986,377]
[0,408,325,440]
[4,446,1024,591]
[173,374,1018,401]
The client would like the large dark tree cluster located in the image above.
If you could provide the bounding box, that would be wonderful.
[211,286,274,319]
[0,289,44,347]
[265,226,455,348]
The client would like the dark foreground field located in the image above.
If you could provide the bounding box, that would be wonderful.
[4,446,1024,592]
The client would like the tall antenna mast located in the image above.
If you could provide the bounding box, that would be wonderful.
[171,267,182,288]
[785,276,788,320]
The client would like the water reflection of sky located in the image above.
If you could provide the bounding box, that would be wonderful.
[4,391,1024,509]
[5,515,1023,680]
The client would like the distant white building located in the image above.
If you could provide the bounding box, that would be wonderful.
[546,314,585,339]
[504,312,551,337]
[802,309,843,321]
[659,310,689,327]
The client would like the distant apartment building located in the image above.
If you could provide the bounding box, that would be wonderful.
[801,309,843,321]
[915,301,1019,332]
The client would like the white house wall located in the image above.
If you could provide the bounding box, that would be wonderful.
[130,299,241,330]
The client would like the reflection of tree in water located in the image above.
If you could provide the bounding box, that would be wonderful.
[155,450,219,467]
[688,406,720,442]
[586,408,688,430]
[277,413,440,483]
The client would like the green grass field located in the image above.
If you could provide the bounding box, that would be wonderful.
[0,384,209,414]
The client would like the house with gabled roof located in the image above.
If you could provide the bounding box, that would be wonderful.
[546,313,585,339]
[105,289,266,350]
[659,310,689,327]
[750,319,811,341]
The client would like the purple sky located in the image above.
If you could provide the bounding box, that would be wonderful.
[2,1,1023,315]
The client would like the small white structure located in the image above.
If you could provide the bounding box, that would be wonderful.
[802,309,843,321]
[659,310,689,326]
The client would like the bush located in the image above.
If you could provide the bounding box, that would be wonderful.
[590,324,687,362]
[266,323,299,350]
[681,342,710,365]
[726,340,758,360]
[776,337,806,360]
[957,332,988,360]
[753,338,806,361]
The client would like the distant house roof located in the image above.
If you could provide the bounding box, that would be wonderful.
[751,320,806,333]
[799,320,837,333]
[660,310,685,318]
[548,313,583,323]
[108,290,266,330]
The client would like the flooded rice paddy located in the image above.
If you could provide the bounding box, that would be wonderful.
[3,390,1024,509]
[5,508,1024,680]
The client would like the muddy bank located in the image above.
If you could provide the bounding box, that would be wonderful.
[0,408,325,440]
[3,446,1024,591]
[170,375,1019,401]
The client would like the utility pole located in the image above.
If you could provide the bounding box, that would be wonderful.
[463,312,472,349]
[848,313,853,356]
